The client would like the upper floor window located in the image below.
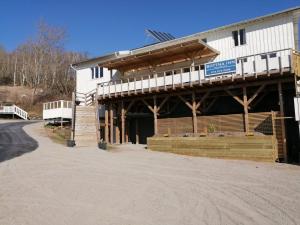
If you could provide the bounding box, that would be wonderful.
[95,67,99,79]
[201,38,207,43]
[91,66,104,79]
[232,29,246,46]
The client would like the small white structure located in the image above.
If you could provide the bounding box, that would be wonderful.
[0,103,28,120]
[43,100,72,121]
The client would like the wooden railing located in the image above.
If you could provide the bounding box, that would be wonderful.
[76,89,96,106]
[96,49,293,99]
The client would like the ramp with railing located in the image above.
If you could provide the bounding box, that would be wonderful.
[0,104,28,120]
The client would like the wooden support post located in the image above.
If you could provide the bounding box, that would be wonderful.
[121,101,125,144]
[125,120,129,143]
[154,96,158,135]
[243,86,250,134]
[192,91,197,133]
[110,103,114,144]
[115,104,120,144]
[278,82,287,162]
[105,105,109,143]
[135,119,139,144]
[116,124,120,144]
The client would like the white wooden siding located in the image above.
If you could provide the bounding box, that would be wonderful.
[204,14,295,61]
[76,12,297,94]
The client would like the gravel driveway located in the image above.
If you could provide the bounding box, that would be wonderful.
[0,121,299,225]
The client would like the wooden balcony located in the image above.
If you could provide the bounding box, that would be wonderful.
[97,49,295,100]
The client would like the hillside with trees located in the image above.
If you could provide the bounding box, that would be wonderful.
[0,21,87,117]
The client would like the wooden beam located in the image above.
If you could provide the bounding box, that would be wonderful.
[135,119,139,144]
[121,101,125,144]
[247,84,266,105]
[195,91,210,110]
[177,94,193,110]
[225,89,244,106]
[243,86,250,134]
[278,82,287,162]
[168,100,180,114]
[110,103,114,144]
[157,96,170,112]
[125,100,136,114]
[251,92,266,108]
[192,91,198,133]
[115,104,120,144]
[125,120,129,143]
[105,105,109,143]
[141,99,155,113]
[203,97,218,113]
[154,96,158,135]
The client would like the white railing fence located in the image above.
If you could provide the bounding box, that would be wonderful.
[97,49,292,98]
[0,105,28,120]
[75,89,96,106]
[43,100,72,120]
[43,100,72,110]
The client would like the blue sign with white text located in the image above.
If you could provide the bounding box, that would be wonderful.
[205,59,236,77]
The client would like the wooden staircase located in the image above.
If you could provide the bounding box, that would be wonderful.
[74,105,98,147]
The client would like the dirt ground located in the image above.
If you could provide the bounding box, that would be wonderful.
[0,121,300,225]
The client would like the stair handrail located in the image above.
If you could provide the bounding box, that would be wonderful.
[75,89,96,106]
[13,105,28,120]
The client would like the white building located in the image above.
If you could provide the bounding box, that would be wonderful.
[73,7,299,96]
[71,7,300,162]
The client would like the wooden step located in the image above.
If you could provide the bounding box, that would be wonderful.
[74,105,97,147]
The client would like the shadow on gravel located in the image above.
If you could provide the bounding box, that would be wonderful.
[0,121,39,163]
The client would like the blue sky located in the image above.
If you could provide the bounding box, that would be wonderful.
[0,0,299,57]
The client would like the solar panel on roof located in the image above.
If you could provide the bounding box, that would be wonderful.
[145,29,176,42]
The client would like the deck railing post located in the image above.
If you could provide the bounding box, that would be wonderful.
[149,75,151,93]
[189,67,192,87]
[241,59,245,79]
[164,73,166,91]
[266,55,270,76]
[180,68,183,88]
[141,76,144,93]
[198,68,201,86]
[253,59,257,78]
[134,77,137,95]
[172,73,175,90]
[278,56,283,75]
[155,74,158,92]
[127,78,130,96]
[108,82,111,98]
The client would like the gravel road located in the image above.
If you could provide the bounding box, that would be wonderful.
[0,120,299,225]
